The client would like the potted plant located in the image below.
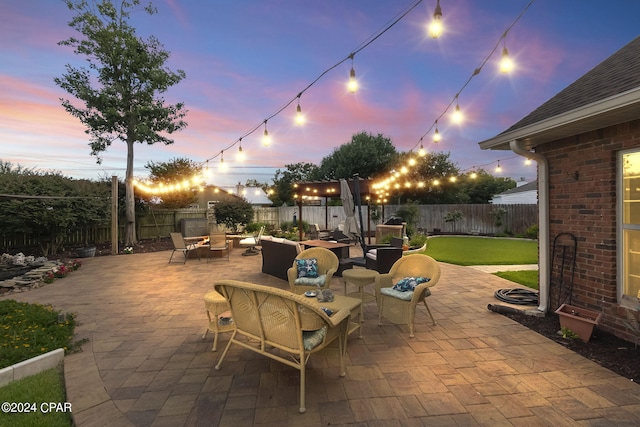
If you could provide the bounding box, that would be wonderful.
[555,303,602,342]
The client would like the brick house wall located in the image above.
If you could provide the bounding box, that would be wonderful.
[537,118,640,341]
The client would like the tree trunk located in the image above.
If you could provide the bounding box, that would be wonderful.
[125,138,137,245]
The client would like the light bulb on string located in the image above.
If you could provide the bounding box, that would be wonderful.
[524,158,532,166]
[451,96,463,124]
[219,151,228,172]
[237,138,246,162]
[499,42,514,73]
[295,94,305,125]
[262,120,271,147]
[470,170,477,179]
[433,120,441,142]
[347,53,358,93]
[203,160,212,180]
[418,138,426,157]
[429,0,443,39]
[495,161,502,173]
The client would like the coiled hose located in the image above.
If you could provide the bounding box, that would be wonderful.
[493,288,539,305]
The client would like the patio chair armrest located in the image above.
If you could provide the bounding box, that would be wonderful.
[323,308,351,327]
[375,274,393,293]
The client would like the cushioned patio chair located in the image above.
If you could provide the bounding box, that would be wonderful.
[208,231,230,262]
[214,280,352,413]
[375,254,440,337]
[287,247,339,294]
[169,232,200,264]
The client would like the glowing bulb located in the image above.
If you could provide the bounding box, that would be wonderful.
[408,157,416,166]
[449,176,457,183]
[433,127,441,143]
[348,66,358,93]
[237,144,245,162]
[262,122,271,147]
[495,162,502,173]
[524,158,532,165]
[219,152,227,172]
[418,143,426,157]
[500,46,514,73]
[451,103,463,124]
[295,103,305,125]
[470,171,477,179]
[433,179,440,186]
[429,0,443,39]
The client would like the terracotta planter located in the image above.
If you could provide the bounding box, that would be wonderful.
[555,303,602,342]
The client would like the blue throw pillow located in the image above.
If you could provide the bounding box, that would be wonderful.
[296,258,319,278]
[392,276,430,292]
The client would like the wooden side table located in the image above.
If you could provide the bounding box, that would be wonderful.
[342,269,379,325]
[203,290,234,351]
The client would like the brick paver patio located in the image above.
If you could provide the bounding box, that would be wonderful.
[5,246,640,426]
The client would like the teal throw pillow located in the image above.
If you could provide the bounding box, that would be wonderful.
[392,276,430,292]
[296,258,319,278]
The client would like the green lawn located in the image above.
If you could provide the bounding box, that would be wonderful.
[424,236,538,265]
[0,366,72,427]
[494,270,539,290]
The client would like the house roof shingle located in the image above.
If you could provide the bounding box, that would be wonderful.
[479,35,640,150]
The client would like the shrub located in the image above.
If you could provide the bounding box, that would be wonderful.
[410,233,428,247]
[525,224,539,239]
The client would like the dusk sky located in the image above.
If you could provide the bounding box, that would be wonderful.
[2,0,639,191]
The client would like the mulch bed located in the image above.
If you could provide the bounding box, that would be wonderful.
[502,311,640,382]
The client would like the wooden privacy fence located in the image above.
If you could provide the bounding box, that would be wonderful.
[268,204,537,236]
[1,204,537,250]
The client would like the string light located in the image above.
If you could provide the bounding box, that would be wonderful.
[219,151,227,172]
[347,53,358,93]
[499,40,514,73]
[495,161,502,173]
[262,120,271,147]
[295,94,305,125]
[429,0,443,39]
[451,95,463,124]
[237,138,245,162]
[418,138,426,156]
[152,0,536,195]
[433,120,441,142]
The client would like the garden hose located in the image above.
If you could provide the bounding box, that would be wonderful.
[494,288,539,305]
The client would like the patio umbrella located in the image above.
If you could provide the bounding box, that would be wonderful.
[340,178,360,240]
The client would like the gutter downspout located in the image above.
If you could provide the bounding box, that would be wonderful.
[509,140,549,313]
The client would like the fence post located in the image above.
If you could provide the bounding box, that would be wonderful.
[111,176,118,254]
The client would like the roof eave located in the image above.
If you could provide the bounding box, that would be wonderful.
[478,87,640,151]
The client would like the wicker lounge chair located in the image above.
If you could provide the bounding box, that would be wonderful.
[287,247,339,294]
[213,280,353,413]
[375,254,440,337]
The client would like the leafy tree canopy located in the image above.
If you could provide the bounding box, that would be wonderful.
[142,157,203,209]
[459,169,516,204]
[54,0,188,244]
[316,131,398,180]
[269,162,319,206]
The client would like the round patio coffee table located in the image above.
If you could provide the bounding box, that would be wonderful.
[342,269,379,324]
